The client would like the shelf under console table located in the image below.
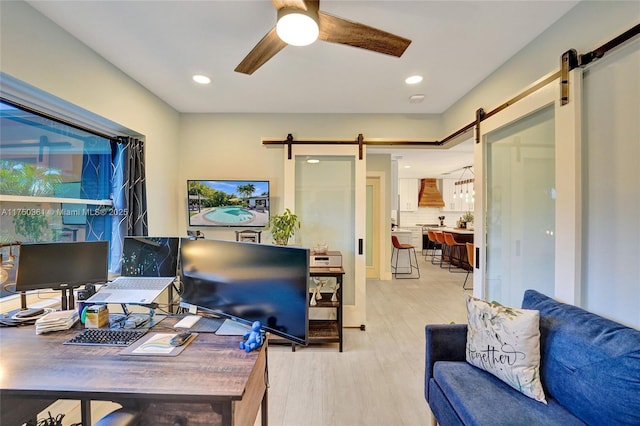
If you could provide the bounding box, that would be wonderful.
[307,266,344,352]
[271,266,344,352]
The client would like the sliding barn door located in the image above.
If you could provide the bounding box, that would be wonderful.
[283,145,366,328]
[475,74,581,307]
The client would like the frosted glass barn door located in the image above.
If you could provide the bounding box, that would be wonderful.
[283,145,366,328]
[581,38,639,326]
[477,82,558,307]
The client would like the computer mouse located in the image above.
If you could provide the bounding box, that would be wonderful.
[169,332,192,347]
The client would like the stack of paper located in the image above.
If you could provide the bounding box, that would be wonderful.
[35,310,79,334]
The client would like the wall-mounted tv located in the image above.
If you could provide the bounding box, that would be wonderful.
[187,180,270,227]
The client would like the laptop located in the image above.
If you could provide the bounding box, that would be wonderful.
[85,237,179,305]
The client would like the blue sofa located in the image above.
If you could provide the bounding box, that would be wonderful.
[424,290,640,425]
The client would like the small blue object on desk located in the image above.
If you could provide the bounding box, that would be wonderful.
[239,321,264,352]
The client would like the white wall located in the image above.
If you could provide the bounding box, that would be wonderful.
[442,1,640,133]
[177,113,441,242]
[0,0,181,236]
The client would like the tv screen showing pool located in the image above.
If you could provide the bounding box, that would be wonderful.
[187,180,270,227]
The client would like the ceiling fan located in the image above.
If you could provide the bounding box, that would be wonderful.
[235,0,412,75]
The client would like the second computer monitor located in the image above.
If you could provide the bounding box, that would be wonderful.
[16,241,109,292]
[121,237,179,277]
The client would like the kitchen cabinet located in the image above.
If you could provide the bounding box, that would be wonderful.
[398,178,418,211]
[405,226,423,250]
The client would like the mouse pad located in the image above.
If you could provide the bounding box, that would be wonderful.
[119,332,197,357]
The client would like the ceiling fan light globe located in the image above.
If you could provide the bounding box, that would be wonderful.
[276,8,319,46]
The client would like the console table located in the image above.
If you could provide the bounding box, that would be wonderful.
[0,317,268,426]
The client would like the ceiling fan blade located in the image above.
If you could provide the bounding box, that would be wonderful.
[318,12,411,57]
[235,27,287,75]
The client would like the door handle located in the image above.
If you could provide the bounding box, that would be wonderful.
[358,239,363,255]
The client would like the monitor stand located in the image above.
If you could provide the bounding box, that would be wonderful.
[20,291,28,310]
[18,289,72,312]
[60,288,75,311]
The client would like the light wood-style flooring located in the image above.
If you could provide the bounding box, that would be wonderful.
[266,255,470,426]
[37,255,471,425]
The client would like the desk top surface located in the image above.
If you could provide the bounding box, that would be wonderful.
[0,317,265,402]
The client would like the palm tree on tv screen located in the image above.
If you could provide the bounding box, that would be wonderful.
[237,184,255,207]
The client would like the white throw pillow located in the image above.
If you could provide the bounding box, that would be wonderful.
[465,294,546,403]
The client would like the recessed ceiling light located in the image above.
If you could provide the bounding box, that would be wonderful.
[409,94,425,103]
[307,159,320,164]
[405,75,423,85]
[404,165,411,169]
[192,74,211,85]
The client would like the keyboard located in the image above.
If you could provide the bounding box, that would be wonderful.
[107,277,174,290]
[64,328,147,347]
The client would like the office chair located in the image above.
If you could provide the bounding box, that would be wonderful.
[94,408,140,426]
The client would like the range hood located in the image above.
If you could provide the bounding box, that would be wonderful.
[418,178,445,208]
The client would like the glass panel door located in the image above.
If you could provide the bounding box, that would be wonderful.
[284,145,366,327]
[484,105,556,307]
[581,38,640,326]
[366,177,380,279]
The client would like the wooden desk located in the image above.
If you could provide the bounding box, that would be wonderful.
[0,318,268,426]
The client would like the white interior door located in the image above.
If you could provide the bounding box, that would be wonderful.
[366,176,381,279]
[283,145,366,328]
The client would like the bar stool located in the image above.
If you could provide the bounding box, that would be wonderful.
[425,229,442,264]
[443,232,466,273]
[464,242,474,290]
[434,231,448,268]
[391,235,420,279]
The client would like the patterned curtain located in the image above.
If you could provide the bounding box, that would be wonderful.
[110,136,148,272]
[83,136,112,241]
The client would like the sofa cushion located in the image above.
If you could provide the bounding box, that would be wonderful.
[433,361,584,426]
[522,290,640,425]
[465,294,546,403]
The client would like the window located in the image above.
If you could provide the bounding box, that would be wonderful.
[0,99,115,298]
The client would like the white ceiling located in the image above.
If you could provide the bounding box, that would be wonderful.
[25,0,578,177]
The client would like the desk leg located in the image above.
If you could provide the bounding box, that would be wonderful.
[338,275,343,352]
[261,386,268,426]
[81,400,91,425]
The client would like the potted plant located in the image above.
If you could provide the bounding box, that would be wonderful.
[265,208,300,245]
[462,211,474,230]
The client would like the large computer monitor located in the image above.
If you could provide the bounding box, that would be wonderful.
[16,241,109,309]
[121,237,179,277]
[179,238,309,345]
